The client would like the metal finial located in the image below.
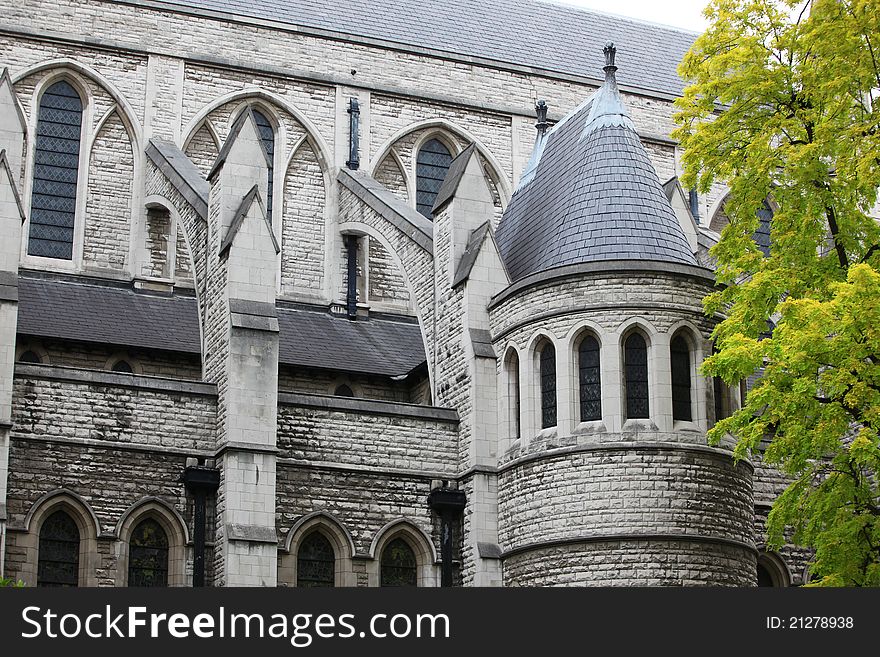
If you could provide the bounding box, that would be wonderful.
[535,99,549,135]
[603,41,617,74]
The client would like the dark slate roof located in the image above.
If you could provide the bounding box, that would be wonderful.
[276,306,426,377]
[17,276,427,377]
[17,276,203,354]
[141,0,696,98]
[495,52,697,282]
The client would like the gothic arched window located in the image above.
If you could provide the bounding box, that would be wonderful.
[671,335,692,422]
[624,332,649,419]
[38,509,80,587]
[128,518,169,587]
[539,342,557,429]
[111,359,133,373]
[505,349,520,439]
[17,350,41,364]
[334,384,354,397]
[251,108,275,222]
[29,80,83,260]
[578,334,601,422]
[416,138,452,219]
[297,532,335,587]
[380,537,418,587]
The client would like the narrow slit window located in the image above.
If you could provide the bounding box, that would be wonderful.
[539,342,557,429]
[671,335,692,422]
[578,335,601,422]
[506,350,520,439]
[624,333,649,419]
[416,138,452,219]
[29,80,83,260]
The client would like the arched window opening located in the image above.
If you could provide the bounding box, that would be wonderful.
[757,563,774,587]
[416,138,452,219]
[578,335,601,422]
[297,532,335,587]
[111,360,133,373]
[17,350,41,364]
[539,342,557,429]
[380,537,418,587]
[624,333,649,419]
[251,109,275,223]
[505,350,520,439]
[38,509,80,587]
[128,518,169,587]
[29,80,83,260]
[334,384,354,397]
[670,334,692,422]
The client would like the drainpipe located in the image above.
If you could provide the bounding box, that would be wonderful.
[181,461,220,587]
[427,484,466,587]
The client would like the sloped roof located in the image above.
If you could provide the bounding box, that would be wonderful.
[495,46,698,282]
[17,275,426,377]
[133,0,696,98]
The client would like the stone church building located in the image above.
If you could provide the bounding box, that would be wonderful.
[0,0,807,587]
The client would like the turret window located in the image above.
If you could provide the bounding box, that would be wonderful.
[539,342,557,429]
[505,349,521,439]
[578,334,601,422]
[29,80,83,260]
[624,333,649,419]
[670,334,692,422]
[416,138,452,219]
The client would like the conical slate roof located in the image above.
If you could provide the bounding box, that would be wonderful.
[495,44,697,282]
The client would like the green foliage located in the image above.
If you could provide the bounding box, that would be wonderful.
[673,0,880,586]
[0,577,25,587]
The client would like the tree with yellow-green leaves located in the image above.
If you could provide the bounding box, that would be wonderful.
[674,0,880,585]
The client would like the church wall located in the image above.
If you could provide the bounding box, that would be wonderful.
[276,396,459,475]
[16,336,203,380]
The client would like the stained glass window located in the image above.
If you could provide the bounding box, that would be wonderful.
[38,510,79,587]
[380,537,417,587]
[416,139,452,219]
[540,342,557,429]
[578,335,601,422]
[671,335,692,422]
[297,532,335,587]
[29,80,82,260]
[624,333,649,419]
[128,518,169,587]
[252,109,275,223]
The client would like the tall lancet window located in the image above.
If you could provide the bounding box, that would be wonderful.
[539,342,557,429]
[416,138,452,219]
[251,109,275,222]
[671,334,693,422]
[578,334,601,422]
[29,80,83,260]
[624,332,649,419]
[38,510,80,587]
[505,349,521,439]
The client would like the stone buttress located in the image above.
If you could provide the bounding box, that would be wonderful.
[204,108,281,585]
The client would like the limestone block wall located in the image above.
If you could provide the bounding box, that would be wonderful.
[4,366,218,585]
[276,394,459,475]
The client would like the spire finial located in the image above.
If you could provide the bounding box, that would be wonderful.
[535,100,549,135]
[603,42,617,77]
